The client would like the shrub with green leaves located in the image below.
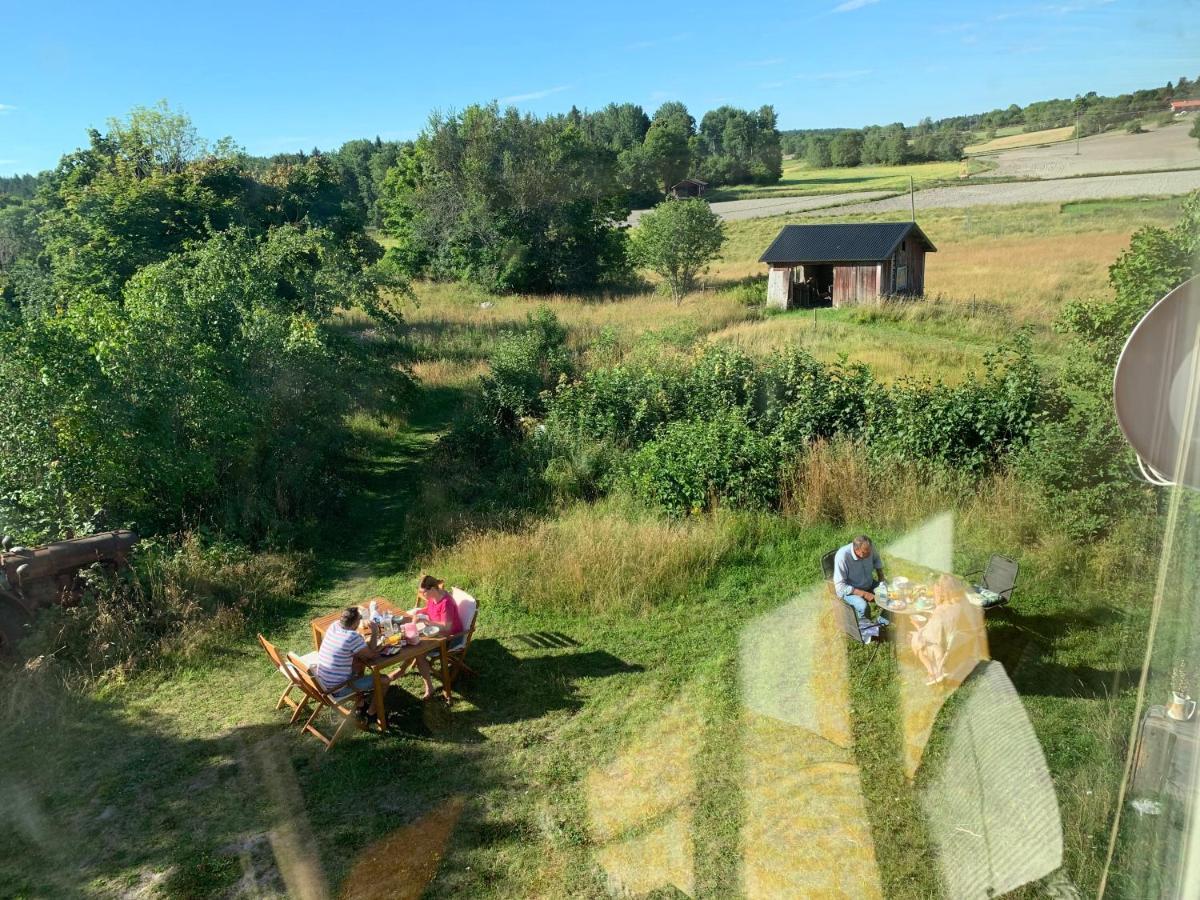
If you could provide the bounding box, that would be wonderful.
[629,198,726,302]
[765,350,879,447]
[0,225,406,542]
[480,307,573,429]
[867,336,1046,474]
[625,408,779,515]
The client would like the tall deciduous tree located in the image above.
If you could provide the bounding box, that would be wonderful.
[630,198,726,303]
[829,130,863,167]
[641,121,691,194]
[378,103,631,293]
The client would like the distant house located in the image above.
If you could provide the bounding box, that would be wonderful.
[1170,99,1200,113]
[759,222,936,309]
[670,178,708,199]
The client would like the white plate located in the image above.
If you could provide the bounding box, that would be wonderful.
[421,625,440,637]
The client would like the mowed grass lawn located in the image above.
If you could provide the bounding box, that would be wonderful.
[0,196,1174,897]
[706,158,967,202]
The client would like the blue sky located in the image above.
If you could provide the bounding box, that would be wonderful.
[1,0,1196,176]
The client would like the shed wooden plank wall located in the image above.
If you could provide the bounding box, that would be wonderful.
[889,239,926,295]
[832,264,878,307]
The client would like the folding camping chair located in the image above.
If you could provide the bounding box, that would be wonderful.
[965,554,1019,609]
[823,549,884,681]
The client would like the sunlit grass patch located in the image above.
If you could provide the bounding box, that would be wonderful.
[424,498,772,616]
[965,125,1076,155]
[708,159,963,202]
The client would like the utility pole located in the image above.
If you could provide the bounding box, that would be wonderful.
[910,175,915,221]
[1075,112,1081,155]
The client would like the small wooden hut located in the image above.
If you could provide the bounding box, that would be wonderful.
[759,221,936,309]
[670,178,708,199]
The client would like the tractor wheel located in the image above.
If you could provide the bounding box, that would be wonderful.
[0,599,32,658]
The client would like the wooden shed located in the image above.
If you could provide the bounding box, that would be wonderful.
[670,178,708,199]
[759,222,936,309]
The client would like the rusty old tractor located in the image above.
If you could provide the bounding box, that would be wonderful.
[0,530,139,655]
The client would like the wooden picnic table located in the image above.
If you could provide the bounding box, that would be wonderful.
[310,596,452,730]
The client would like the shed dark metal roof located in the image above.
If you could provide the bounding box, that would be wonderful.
[759,222,936,264]
[672,178,709,187]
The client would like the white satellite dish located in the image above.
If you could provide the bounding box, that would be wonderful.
[1114,276,1200,489]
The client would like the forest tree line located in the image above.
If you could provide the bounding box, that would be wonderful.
[780,74,1200,166]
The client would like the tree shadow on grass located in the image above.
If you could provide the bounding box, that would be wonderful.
[984,603,1140,700]
[381,643,648,739]
[0,630,645,897]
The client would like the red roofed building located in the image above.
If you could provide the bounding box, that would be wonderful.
[1170,99,1200,112]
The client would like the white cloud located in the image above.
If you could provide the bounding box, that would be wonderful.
[499,85,571,104]
[0,159,17,165]
[742,57,786,68]
[0,104,16,114]
[833,0,879,12]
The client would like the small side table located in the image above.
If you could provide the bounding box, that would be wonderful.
[1131,705,1200,800]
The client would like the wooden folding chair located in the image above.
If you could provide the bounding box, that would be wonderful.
[443,588,479,688]
[409,589,480,699]
[286,652,366,752]
[258,633,318,723]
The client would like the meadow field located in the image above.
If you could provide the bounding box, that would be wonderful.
[705,157,973,202]
[0,196,1181,898]
[965,125,1077,155]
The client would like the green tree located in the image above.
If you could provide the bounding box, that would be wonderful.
[829,130,863,167]
[378,103,631,293]
[651,101,696,136]
[804,135,833,168]
[641,121,691,194]
[630,198,726,303]
[586,103,651,151]
[693,105,782,186]
[1191,116,1200,147]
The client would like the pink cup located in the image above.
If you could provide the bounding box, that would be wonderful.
[403,622,420,643]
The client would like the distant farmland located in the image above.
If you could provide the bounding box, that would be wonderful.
[965,125,1076,155]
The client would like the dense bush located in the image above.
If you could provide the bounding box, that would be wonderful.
[536,335,1045,515]
[480,307,573,429]
[625,408,780,515]
[0,105,410,543]
[765,351,878,447]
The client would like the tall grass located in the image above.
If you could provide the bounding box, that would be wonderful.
[17,535,310,686]
[424,497,772,616]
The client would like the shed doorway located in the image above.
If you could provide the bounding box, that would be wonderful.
[794,264,833,307]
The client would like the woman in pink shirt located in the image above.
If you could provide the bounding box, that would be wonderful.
[415,574,464,636]
[403,575,463,700]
